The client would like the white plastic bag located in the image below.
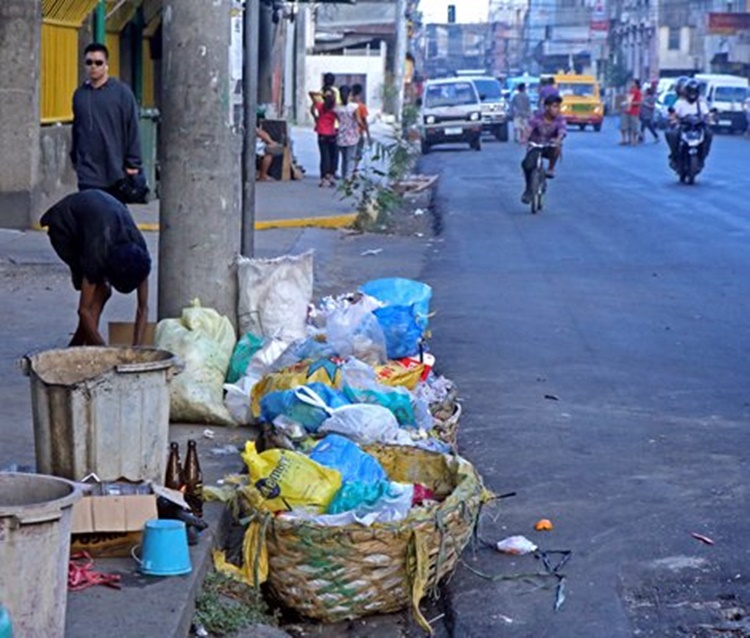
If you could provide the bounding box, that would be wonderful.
[326,295,387,365]
[318,404,413,446]
[155,301,237,426]
[237,251,313,341]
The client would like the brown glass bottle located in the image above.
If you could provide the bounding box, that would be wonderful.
[165,442,184,491]
[184,439,204,517]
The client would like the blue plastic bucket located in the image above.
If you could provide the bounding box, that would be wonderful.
[132,519,192,576]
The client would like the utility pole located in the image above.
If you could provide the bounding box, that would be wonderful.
[393,0,408,122]
[159,0,241,324]
[242,0,259,256]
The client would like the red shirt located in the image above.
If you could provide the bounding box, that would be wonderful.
[313,103,337,136]
[626,88,642,116]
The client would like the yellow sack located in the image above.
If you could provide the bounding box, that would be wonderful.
[241,441,342,513]
[212,516,269,586]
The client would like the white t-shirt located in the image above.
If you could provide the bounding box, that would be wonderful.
[673,98,710,119]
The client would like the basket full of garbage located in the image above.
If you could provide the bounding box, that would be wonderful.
[213,436,487,630]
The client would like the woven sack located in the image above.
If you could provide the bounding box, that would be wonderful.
[234,445,486,632]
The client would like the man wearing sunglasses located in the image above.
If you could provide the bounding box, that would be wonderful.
[70,43,143,201]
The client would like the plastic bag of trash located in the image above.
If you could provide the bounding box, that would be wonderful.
[237,251,313,341]
[340,358,416,426]
[223,337,292,424]
[318,403,412,446]
[251,358,344,418]
[308,435,398,514]
[241,441,341,513]
[279,482,415,527]
[155,300,237,425]
[260,383,349,433]
[360,278,432,330]
[226,332,264,384]
[271,338,338,373]
[325,294,387,365]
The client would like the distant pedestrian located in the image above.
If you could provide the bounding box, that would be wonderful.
[70,43,146,203]
[510,83,532,143]
[255,124,283,181]
[619,79,642,146]
[639,85,659,143]
[351,83,372,173]
[310,88,339,187]
[335,86,362,180]
[40,190,151,346]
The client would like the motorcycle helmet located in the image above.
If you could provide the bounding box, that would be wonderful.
[674,76,690,98]
[684,79,700,103]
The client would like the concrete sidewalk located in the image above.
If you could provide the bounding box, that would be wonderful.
[0,121,439,637]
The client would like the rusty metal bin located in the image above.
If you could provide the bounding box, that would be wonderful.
[21,347,180,483]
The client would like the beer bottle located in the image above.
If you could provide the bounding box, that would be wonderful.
[184,439,204,517]
[165,442,184,491]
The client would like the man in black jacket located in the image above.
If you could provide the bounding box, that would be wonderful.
[40,190,151,347]
[70,43,144,201]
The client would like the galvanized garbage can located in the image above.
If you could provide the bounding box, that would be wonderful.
[0,472,81,638]
[21,347,180,483]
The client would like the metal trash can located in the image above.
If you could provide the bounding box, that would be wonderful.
[139,107,160,198]
[0,472,81,638]
[21,347,179,483]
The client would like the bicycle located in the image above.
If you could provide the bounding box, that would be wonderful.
[526,141,556,214]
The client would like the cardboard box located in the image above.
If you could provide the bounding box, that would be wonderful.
[70,482,185,557]
[108,321,156,346]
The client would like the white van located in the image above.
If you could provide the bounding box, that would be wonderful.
[694,73,750,133]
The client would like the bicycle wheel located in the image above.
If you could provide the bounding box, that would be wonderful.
[529,170,541,213]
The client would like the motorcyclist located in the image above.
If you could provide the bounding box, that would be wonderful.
[666,79,712,169]
[520,94,566,204]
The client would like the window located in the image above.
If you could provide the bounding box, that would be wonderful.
[668,27,680,50]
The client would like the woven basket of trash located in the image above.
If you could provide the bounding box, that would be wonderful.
[231,444,485,631]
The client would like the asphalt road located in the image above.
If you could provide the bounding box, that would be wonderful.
[420,119,750,637]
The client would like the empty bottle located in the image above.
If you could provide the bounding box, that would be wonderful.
[165,442,184,491]
[184,439,204,517]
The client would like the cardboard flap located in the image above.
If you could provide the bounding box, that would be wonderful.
[71,494,157,534]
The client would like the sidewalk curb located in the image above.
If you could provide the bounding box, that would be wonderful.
[31,214,358,234]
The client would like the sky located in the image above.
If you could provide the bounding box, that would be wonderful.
[420,0,489,24]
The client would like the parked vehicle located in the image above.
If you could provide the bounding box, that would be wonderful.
[695,73,750,134]
[419,78,483,153]
[554,74,604,131]
[465,76,509,141]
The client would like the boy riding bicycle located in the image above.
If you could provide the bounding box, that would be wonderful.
[521,94,566,204]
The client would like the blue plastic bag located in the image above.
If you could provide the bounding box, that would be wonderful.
[308,434,391,514]
[308,434,388,484]
[360,278,432,330]
[260,384,349,432]
[373,305,423,359]
[226,332,264,384]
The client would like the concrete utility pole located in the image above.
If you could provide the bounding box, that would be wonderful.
[159,0,241,325]
[393,0,408,122]
[242,0,260,256]
[0,0,41,229]
[294,7,310,125]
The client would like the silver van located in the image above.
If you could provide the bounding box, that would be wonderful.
[466,76,510,141]
[419,78,483,153]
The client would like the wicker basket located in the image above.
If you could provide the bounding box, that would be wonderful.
[234,445,484,631]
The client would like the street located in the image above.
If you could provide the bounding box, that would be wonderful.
[420,119,750,636]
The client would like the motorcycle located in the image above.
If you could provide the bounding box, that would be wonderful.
[671,115,707,185]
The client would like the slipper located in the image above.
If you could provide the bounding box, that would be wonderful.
[545,171,555,179]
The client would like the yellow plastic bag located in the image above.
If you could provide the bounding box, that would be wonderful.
[241,441,342,513]
[375,361,425,390]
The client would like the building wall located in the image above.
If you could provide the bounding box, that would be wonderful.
[304,46,387,125]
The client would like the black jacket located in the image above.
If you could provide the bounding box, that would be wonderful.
[70,78,142,189]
